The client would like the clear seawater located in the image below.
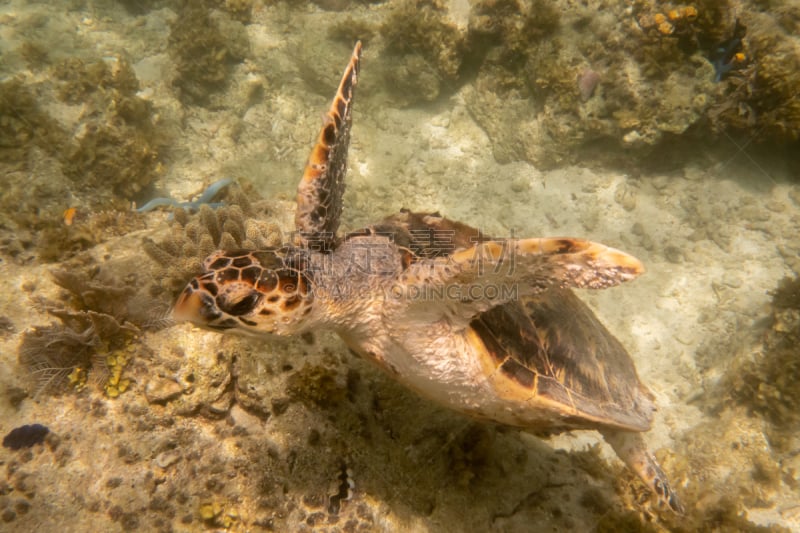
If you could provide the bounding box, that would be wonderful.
[0,1,798,531]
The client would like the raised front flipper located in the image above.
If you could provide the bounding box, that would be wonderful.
[295,41,362,250]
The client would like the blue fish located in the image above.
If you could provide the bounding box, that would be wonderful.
[136,178,234,213]
[710,19,746,82]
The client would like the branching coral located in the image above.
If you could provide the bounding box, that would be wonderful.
[143,191,283,296]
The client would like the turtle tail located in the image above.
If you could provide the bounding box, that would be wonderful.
[601,429,684,513]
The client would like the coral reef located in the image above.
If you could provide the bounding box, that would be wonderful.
[382,0,466,80]
[708,20,800,142]
[468,0,560,68]
[456,0,562,164]
[52,54,162,200]
[378,0,469,104]
[1,1,798,531]
[16,242,169,399]
[653,410,792,533]
[464,0,725,168]
[721,276,800,450]
[168,4,250,106]
[462,0,799,168]
[0,78,66,166]
[0,53,160,264]
[143,188,282,296]
[18,308,138,397]
[658,275,800,531]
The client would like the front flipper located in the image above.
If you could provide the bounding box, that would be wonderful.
[601,429,684,513]
[295,41,362,250]
[396,237,643,319]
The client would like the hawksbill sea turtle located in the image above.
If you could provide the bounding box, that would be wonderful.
[173,41,683,512]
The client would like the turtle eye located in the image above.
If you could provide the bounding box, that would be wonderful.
[218,291,262,316]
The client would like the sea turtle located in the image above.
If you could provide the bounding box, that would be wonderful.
[173,41,683,512]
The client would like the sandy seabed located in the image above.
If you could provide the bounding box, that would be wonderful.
[0,0,798,531]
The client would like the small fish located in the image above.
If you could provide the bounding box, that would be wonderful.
[63,207,78,226]
[710,19,747,82]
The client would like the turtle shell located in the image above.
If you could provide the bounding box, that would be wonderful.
[471,289,655,433]
[383,209,655,433]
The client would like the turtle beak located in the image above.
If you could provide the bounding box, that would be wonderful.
[172,285,220,326]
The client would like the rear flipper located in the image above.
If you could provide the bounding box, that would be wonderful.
[601,429,684,513]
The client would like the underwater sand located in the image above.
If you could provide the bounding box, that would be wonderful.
[1,0,799,531]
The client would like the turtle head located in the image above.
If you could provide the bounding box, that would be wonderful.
[173,249,316,336]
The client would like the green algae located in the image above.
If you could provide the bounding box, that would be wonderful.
[54,55,161,199]
[0,54,160,263]
[379,0,468,104]
[725,276,800,449]
[167,4,250,106]
[286,364,348,408]
[0,78,66,165]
